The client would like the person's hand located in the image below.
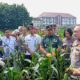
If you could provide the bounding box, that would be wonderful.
[57,47,61,52]
[62,49,66,53]
[77,45,80,48]
[52,52,56,57]
[46,53,52,57]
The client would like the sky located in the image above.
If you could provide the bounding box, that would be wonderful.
[0,0,80,23]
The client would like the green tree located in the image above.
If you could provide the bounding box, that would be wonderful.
[0,3,32,30]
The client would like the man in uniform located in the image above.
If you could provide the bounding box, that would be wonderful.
[70,25,80,68]
[40,25,62,55]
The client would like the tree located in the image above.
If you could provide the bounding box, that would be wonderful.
[0,3,32,30]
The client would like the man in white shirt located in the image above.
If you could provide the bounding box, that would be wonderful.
[2,30,16,59]
[24,25,41,59]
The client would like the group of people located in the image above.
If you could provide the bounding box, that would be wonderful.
[0,24,80,68]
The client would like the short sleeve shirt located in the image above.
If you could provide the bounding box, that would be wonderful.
[25,34,42,55]
[42,35,62,52]
[2,36,16,55]
[70,40,80,68]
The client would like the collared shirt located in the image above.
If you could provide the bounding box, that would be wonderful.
[25,34,42,55]
[2,36,16,57]
[17,34,26,48]
[70,40,80,68]
[63,37,74,47]
[42,35,62,52]
[17,34,27,53]
[63,37,74,54]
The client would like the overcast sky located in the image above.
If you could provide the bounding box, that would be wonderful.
[0,0,80,23]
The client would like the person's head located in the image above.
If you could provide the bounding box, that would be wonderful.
[73,25,80,40]
[18,26,25,34]
[28,24,36,35]
[5,30,11,38]
[64,28,73,38]
[22,27,27,35]
[46,25,55,36]
[34,28,39,34]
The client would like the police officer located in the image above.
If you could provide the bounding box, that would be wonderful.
[70,25,80,68]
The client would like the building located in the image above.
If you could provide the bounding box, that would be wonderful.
[38,12,76,27]
[32,18,43,28]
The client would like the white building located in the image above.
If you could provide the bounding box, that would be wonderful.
[39,12,76,27]
[32,18,42,28]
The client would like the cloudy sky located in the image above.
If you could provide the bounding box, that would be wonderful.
[0,0,80,23]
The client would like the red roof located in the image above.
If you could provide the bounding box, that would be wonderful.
[39,12,76,18]
[33,18,42,21]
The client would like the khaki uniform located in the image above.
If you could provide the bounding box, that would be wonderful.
[70,40,80,68]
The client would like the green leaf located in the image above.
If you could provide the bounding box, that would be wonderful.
[63,73,68,80]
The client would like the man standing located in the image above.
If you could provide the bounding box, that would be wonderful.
[24,26,41,59]
[40,25,62,55]
[2,30,16,59]
[70,25,80,68]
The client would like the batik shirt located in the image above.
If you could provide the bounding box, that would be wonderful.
[70,40,80,68]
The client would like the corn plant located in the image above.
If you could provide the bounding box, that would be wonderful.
[0,45,71,80]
